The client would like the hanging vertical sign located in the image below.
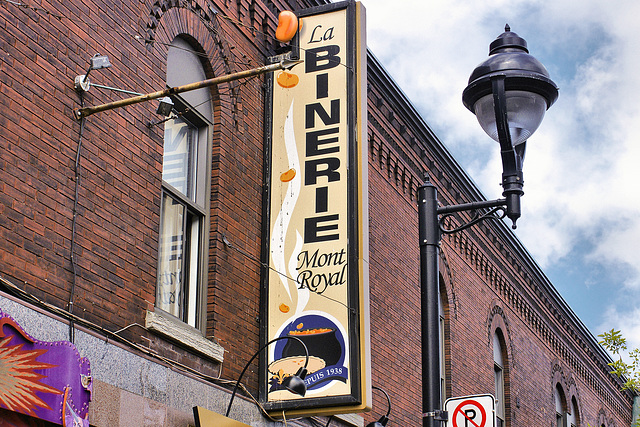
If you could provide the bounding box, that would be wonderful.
[261,0,370,415]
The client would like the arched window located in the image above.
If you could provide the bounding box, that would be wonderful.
[568,397,580,427]
[156,36,213,330]
[555,385,567,427]
[493,330,506,427]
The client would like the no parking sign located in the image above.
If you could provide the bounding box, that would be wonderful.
[444,394,495,427]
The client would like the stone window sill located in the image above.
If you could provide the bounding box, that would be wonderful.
[145,310,224,363]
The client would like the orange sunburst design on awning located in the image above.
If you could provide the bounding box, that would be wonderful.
[0,336,62,415]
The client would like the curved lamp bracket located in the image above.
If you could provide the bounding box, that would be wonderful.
[439,206,507,235]
[225,336,309,418]
[365,386,392,427]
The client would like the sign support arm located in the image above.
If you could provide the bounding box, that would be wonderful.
[73,59,301,120]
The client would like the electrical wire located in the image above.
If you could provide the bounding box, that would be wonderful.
[2,275,337,425]
[3,1,354,422]
[4,119,354,427]
[68,92,87,343]
[0,275,280,419]
[219,234,356,315]
[2,0,63,20]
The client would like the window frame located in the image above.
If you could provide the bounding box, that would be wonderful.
[493,330,506,427]
[156,96,212,332]
[439,289,446,406]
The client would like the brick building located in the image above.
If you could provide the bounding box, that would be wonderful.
[0,0,636,426]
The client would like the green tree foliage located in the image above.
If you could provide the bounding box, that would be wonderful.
[597,329,640,427]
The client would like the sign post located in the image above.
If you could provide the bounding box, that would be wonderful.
[444,394,496,427]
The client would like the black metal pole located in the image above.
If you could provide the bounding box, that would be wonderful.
[418,177,441,427]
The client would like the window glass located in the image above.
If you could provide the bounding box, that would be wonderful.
[493,333,503,367]
[555,385,565,427]
[569,398,579,427]
[493,331,505,427]
[158,114,206,328]
[158,193,187,318]
[163,117,198,200]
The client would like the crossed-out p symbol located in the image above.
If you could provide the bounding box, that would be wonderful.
[464,409,477,427]
[452,400,487,427]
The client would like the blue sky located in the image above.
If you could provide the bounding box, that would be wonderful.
[362,0,640,348]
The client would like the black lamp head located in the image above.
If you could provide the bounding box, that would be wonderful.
[225,336,310,418]
[156,97,174,117]
[463,24,558,115]
[281,367,308,397]
[365,415,389,427]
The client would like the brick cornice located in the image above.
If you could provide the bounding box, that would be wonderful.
[447,230,633,420]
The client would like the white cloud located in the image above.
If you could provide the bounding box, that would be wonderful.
[363,0,640,333]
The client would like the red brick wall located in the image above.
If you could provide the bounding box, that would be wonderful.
[0,0,290,388]
[0,1,164,330]
[367,128,422,424]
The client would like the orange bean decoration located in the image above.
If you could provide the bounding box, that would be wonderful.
[275,11,299,43]
[277,71,299,89]
[279,303,290,313]
[280,168,296,182]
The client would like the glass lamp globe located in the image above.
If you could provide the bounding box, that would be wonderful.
[473,90,548,146]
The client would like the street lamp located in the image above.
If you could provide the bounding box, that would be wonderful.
[420,25,558,427]
[192,338,309,426]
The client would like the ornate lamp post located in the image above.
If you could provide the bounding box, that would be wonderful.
[420,26,558,427]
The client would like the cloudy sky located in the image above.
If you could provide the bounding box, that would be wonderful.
[361,0,640,348]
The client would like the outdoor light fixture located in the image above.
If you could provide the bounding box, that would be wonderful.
[462,24,558,227]
[419,26,558,427]
[365,386,392,427]
[225,336,309,418]
[74,54,112,92]
[73,55,173,118]
[156,97,174,117]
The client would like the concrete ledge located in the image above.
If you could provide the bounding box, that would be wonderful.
[334,413,364,427]
[145,310,224,363]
